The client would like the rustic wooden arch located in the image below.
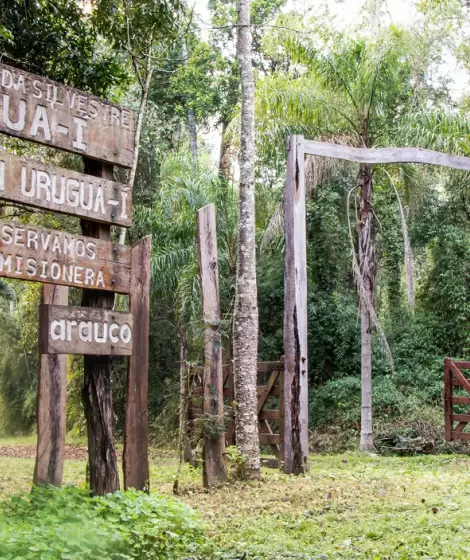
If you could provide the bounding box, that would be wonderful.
[283,135,470,474]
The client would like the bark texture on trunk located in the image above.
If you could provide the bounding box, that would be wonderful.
[180,331,197,466]
[81,159,120,495]
[187,108,198,169]
[219,121,230,180]
[34,284,68,487]
[233,0,260,479]
[118,60,153,246]
[358,163,375,452]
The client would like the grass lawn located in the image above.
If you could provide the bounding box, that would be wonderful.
[2,440,470,558]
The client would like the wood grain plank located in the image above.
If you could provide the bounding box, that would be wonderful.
[0,149,131,226]
[0,220,131,293]
[0,63,135,167]
[124,237,151,492]
[257,370,279,414]
[451,414,470,423]
[444,359,452,441]
[257,385,281,396]
[259,434,280,445]
[283,135,309,475]
[39,305,133,356]
[197,204,227,487]
[448,360,470,395]
[259,410,280,420]
[34,285,68,486]
[452,397,470,405]
[451,431,470,441]
[454,361,470,369]
[302,140,470,171]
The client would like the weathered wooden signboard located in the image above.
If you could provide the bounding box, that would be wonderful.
[0,220,131,293]
[0,61,150,494]
[0,63,135,167]
[0,150,132,226]
[40,305,133,356]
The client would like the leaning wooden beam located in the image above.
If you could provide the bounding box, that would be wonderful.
[282,135,309,475]
[302,141,470,171]
[34,284,68,487]
[196,204,227,487]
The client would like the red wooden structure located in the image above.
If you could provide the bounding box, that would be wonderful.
[186,360,283,459]
[444,358,470,441]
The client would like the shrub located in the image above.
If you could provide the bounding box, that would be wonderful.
[0,486,206,559]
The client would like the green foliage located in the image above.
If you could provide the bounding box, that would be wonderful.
[224,445,248,480]
[0,486,205,559]
[0,0,130,97]
[0,282,41,434]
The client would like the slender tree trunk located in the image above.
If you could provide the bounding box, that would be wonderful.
[358,163,375,452]
[219,120,230,180]
[118,59,153,245]
[187,108,198,169]
[81,159,120,495]
[181,40,198,171]
[180,330,196,465]
[233,0,260,479]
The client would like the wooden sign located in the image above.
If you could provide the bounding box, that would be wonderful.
[0,63,135,167]
[0,220,131,293]
[40,305,133,356]
[0,150,132,226]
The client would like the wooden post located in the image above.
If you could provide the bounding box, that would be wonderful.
[282,135,309,475]
[123,236,151,491]
[34,284,68,486]
[81,159,120,495]
[444,358,452,441]
[196,204,227,487]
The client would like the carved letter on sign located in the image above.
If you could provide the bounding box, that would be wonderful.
[0,149,132,226]
[0,220,131,293]
[0,63,136,167]
[40,305,133,356]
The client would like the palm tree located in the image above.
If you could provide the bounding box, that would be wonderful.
[257,18,470,450]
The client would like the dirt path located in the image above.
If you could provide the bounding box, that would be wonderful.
[0,445,88,461]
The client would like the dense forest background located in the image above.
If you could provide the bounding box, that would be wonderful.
[0,0,469,452]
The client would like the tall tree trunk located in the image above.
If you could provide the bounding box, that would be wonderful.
[179,330,196,465]
[118,59,153,245]
[81,159,120,495]
[218,120,230,180]
[233,0,260,479]
[358,163,375,452]
[182,40,198,171]
[187,108,198,169]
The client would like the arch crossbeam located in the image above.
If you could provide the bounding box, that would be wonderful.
[303,141,470,171]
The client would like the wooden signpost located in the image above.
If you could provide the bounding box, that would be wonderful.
[40,305,133,356]
[0,150,132,226]
[0,64,135,167]
[0,61,150,494]
[0,220,131,292]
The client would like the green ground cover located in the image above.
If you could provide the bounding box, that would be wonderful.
[1,442,470,559]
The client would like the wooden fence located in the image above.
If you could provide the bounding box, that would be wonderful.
[186,360,284,458]
[444,358,470,441]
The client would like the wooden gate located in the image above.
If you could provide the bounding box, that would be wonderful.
[444,358,470,441]
[186,360,284,458]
